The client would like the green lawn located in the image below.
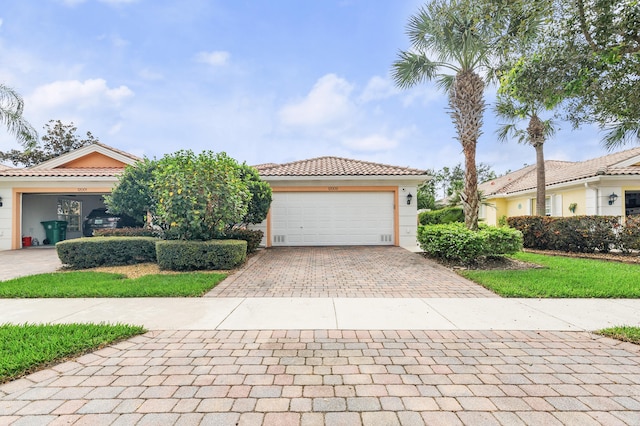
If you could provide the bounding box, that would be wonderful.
[0,323,145,383]
[597,326,640,344]
[0,271,227,297]
[460,252,640,298]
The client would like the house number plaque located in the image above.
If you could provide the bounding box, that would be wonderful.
[328,186,339,191]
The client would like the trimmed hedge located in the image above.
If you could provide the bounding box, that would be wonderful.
[418,207,464,226]
[417,223,522,263]
[56,237,158,269]
[219,228,263,254]
[156,239,247,271]
[93,227,157,237]
[507,215,619,253]
[618,215,640,253]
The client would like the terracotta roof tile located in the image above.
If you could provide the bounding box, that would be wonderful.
[480,147,640,196]
[0,167,125,178]
[256,156,428,177]
[94,142,141,162]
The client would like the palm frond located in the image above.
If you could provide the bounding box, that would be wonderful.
[391,51,442,89]
[601,121,640,151]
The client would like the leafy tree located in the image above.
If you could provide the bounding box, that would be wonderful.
[0,83,38,148]
[153,150,251,241]
[0,120,98,166]
[392,0,542,230]
[104,158,158,224]
[516,0,640,148]
[235,163,272,226]
[418,163,496,210]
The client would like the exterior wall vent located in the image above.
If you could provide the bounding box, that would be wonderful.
[273,235,286,244]
[380,234,392,243]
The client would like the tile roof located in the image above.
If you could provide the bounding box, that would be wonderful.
[93,142,141,162]
[480,147,640,196]
[0,163,13,171]
[254,156,428,177]
[0,167,124,178]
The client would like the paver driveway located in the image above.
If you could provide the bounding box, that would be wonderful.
[2,330,639,425]
[206,246,496,298]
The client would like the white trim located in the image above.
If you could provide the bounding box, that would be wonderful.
[611,154,640,168]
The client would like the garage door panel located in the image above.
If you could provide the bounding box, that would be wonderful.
[271,192,394,246]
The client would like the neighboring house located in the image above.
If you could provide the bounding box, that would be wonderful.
[0,146,428,250]
[479,147,640,226]
[0,143,139,250]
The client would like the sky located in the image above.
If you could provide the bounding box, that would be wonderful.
[0,0,619,176]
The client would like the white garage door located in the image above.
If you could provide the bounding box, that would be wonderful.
[271,192,394,246]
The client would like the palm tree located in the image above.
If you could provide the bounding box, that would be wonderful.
[0,83,38,148]
[495,97,556,216]
[495,52,564,216]
[392,1,491,231]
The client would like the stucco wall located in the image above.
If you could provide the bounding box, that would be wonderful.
[559,189,585,216]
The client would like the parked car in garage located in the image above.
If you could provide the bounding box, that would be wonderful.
[82,208,140,237]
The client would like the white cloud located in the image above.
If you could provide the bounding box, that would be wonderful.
[195,51,230,67]
[359,76,398,102]
[28,78,133,110]
[343,134,398,151]
[402,85,442,107]
[278,74,355,127]
[0,18,4,28]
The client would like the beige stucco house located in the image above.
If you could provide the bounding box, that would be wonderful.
[479,147,640,226]
[0,145,428,251]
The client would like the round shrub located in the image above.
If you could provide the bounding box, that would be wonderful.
[417,223,522,263]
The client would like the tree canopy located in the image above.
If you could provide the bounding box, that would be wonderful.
[0,120,98,167]
[107,151,272,241]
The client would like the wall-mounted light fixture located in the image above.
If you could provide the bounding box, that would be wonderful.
[406,193,413,205]
[0,196,3,207]
[608,192,619,205]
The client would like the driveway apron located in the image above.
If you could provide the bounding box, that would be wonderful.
[0,248,61,281]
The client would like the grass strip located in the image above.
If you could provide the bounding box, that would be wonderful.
[0,271,226,297]
[460,252,640,298]
[0,323,145,383]
[597,326,640,344]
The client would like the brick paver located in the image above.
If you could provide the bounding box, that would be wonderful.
[206,247,496,298]
[2,330,638,425]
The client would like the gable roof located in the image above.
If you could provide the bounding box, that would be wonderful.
[31,142,140,170]
[0,142,140,178]
[480,147,640,196]
[255,156,428,177]
[0,163,13,171]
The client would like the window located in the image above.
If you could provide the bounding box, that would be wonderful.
[57,199,82,232]
[545,196,552,216]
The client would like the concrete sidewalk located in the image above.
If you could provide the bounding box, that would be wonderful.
[1,297,638,331]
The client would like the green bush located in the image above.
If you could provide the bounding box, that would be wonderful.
[56,237,158,269]
[507,215,619,253]
[418,207,464,225]
[417,223,522,263]
[156,239,247,271]
[93,227,157,237]
[617,215,640,253]
[219,228,263,254]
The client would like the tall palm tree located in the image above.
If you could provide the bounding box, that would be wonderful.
[392,1,491,231]
[0,83,38,148]
[495,97,556,216]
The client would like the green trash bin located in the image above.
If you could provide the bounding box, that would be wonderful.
[41,220,68,244]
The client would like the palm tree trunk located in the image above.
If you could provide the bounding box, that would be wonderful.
[528,115,546,216]
[449,70,484,231]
